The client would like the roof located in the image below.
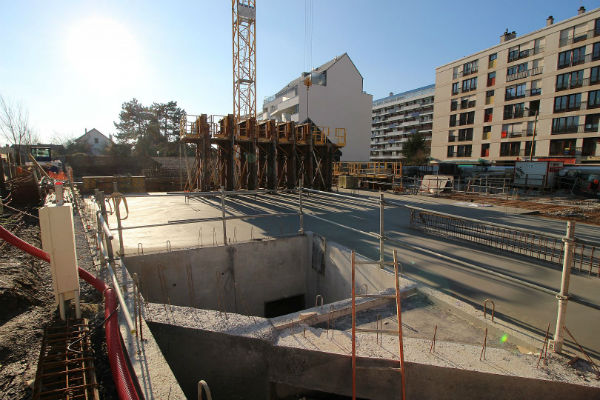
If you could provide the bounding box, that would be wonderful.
[76,128,111,142]
[436,7,600,70]
[265,53,362,104]
[373,84,435,106]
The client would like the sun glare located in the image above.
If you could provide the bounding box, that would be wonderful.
[65,17,143,92]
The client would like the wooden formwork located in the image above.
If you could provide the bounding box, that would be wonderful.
[180,114,344,191]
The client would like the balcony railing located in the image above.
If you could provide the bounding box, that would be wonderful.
[507,46,544,63]
[505,88,542,101]
[554,101,586,113]
[453,66,479,80]
[558,53,597,70]
[506,67,543,82]
[559,29,600,47]
[551,124,585,134]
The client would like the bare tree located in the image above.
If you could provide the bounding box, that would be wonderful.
[0,94,36,165]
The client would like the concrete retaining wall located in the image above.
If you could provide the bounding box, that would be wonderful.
[148,320,599,400]
[125,235,311,316]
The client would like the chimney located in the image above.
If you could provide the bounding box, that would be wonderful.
[547,16,554,26]
[578,6,586,15]
[500,29,517,43]
[85,128,88,134]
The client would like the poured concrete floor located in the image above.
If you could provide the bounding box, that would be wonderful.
[90,190,600,360]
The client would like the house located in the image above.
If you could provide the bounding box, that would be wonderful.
[261,53,373,161]
[76,128,112,155]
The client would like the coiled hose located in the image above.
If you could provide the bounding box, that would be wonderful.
[0,225,142,400]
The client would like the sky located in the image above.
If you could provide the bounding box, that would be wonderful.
[0,0,596,144]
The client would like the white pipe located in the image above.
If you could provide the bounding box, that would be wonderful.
[553,221,575,353]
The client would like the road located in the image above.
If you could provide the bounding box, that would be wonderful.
[106,190,600,359]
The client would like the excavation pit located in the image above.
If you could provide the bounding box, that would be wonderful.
[119,233,600,399]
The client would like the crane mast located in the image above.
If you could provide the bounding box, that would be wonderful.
[232,0,256,130]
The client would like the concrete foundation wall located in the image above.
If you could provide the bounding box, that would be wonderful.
[125,235,311,316]
[149,319,599,400]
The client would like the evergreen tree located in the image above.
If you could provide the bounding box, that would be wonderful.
[401,132,430,165]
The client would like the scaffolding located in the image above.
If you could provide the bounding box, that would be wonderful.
[180,114,346,191]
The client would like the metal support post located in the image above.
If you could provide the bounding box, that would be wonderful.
[379,192,385,267]
[97,192,115,263]
[553,221,576,353]
[220,187,228,245]
[298,185,304,234]
[114,197,125,257]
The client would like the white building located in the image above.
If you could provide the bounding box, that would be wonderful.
[261,53,373,161]
[371,85,435,161]
[76,128,112,155]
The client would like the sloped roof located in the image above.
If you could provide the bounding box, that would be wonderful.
[76,128,111,142]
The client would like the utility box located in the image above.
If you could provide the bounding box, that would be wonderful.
[39,203,80,319]
[514,161,563,189]
[338,175,358,189]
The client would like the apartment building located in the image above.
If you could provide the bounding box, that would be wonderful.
[431,6,600,164]
[261,53,373,161]
[370,85,434,161]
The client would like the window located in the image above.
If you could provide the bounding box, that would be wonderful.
[482,125,492,140]
[558,46,586,69]
[450,100,458,111]
[508,45,520,62]
[529,100,540,116]
[556,70,583,90]
[504,103,524,119]
[487,72,496,87]
[462,77,477,92]
[447,146,455,157]
[530,80,542,96]
[595,18,600,36]
[501,123,522,138]
[449,114,457,127]
[452,82,460,95]
[591,66,600,84]
[500,142,521,157]
[459,111,475,125]
[448,130,456,142]
[460,96,475,109]
[94,138,99,144]
[484,108,493,122]
[458,128,473,141]
[505,83,526,100]
[457,145,472,157]
[488,53,497,68]
[589,90,600,108]
[585,113,600,132]
[554,94,581,112]
[481,143,490,157]
[504,104,513,119]
[486,90,494,105]
[552,116,579,134]
[463,60,478,76]
[524,141,536,157]
[594,43,600,61]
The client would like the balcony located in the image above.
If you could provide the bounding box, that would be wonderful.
[554,101,586,113]
[506,67,543,82]
[559,29,600,47]
[551,124,585,134]
[501,130,523,138]
[453,66,479,80]
[505,88,542,101]
[556,77,600,91]
[558,53,596,70]
[507,46,544,63]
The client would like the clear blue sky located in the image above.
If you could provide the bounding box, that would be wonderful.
[0,0,595,144]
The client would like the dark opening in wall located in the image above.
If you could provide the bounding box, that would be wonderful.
[264,294,305,318]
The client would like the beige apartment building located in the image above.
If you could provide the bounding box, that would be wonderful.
[431,6,600,164]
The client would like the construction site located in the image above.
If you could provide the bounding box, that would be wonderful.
[1,2,600,400]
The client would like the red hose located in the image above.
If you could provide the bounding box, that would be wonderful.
[0,225,142,400]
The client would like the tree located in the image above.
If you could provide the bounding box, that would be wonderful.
[0,94,37,165]
[113,98,185,157]
[401,132,430,165]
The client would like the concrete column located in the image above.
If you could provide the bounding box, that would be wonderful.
[553,221,576,353]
